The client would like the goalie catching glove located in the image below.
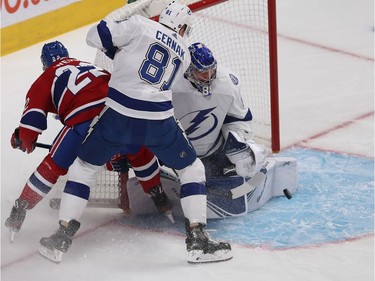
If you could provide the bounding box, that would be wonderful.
[223,131,266,178]
[11,127,38,154]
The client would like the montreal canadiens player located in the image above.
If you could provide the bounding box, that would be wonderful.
[39,1,232,264]
[6,41,169,242]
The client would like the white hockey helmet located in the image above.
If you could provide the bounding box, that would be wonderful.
[159,1,192,37]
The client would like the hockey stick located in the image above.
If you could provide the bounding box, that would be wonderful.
[229,171,266,199]
[160,165,266,200]
[35,142,52,149]
[205,171,266,199]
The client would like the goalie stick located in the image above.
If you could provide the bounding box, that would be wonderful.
[228,170,266,199]
[159,166,266,200]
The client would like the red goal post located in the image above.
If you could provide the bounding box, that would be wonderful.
[88,0,280,208]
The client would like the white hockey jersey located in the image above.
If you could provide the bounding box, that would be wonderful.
[172,65,253,157]
[87,15,191,120]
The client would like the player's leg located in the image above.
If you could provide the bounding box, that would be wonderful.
[145,117,232,263]
[127,146,161,193]
[57,110,128,223]
[127,146,173,220]
[39,109,127,262]
[5,122,90,241]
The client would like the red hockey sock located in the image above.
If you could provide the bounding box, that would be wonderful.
[128,147,162,193]
[19,185,43,209]
[19,155,67,209]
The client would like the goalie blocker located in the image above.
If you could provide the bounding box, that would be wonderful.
[127,156,298,219]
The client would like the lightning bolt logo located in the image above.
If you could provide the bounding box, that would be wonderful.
[183,107,218,141]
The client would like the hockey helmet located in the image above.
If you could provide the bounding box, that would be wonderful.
[159,1,192,37]
[41,41,69,70]
[185,42,217,96]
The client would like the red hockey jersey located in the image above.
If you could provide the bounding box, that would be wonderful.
[19,58,110,142]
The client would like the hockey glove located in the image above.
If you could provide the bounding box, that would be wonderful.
[11,127,37,154]
[106,154,130,173]
[224,131,266,178]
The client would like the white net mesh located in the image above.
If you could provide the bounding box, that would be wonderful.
[91,0,277,206]
[90,168,121,207]
[185,0,272,149]
[95,0,274,149]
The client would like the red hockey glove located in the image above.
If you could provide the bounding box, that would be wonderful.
[11,128,22,150]
[11,127,37,154]
[106,154,130,173]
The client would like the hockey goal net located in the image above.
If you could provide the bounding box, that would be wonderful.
[83,0,279,208]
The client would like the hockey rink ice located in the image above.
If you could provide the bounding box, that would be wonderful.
[1,0,374,280]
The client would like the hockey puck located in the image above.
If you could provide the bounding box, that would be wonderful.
[283,188,292,199]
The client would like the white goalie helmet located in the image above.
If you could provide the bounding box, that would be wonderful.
[159,1,192,37]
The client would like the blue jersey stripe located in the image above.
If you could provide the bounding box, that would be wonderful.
[223,109,253,124]
[52,70,70,108]
[108,87,173,113]
[21,111,47,131]
[29,173,51,194]
[97,20,118,59]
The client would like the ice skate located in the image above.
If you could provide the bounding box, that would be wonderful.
[185,220,232,264]
[5,198,29,243]
[39,220,80,263]
[149,185,174,223]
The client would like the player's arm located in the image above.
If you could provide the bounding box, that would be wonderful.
[221,75,255,142]
[221,73,266,177]
[220,71,254,138]
[11,79,50,153]
[86,17,135,59]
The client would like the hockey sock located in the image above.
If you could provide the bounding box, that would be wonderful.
[19,155,67,209]
[128,147,161,193]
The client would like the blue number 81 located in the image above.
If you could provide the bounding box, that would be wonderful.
[139,43,181,91]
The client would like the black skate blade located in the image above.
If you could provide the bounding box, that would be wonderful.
[187,249,233,264]
[38,246,64,263]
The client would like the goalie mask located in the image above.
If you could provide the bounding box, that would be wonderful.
[159,1,192,37]
[41,41,69,71]
[185,42,217,96]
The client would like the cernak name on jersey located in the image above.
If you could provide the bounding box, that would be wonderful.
[155,31,185,60]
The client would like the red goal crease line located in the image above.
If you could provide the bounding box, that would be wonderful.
[287,111,375,153]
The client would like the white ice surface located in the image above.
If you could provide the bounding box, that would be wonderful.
[1,0,374,280]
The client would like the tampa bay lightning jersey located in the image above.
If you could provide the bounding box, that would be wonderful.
[172,65,253,157]
[86,15,191,120]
